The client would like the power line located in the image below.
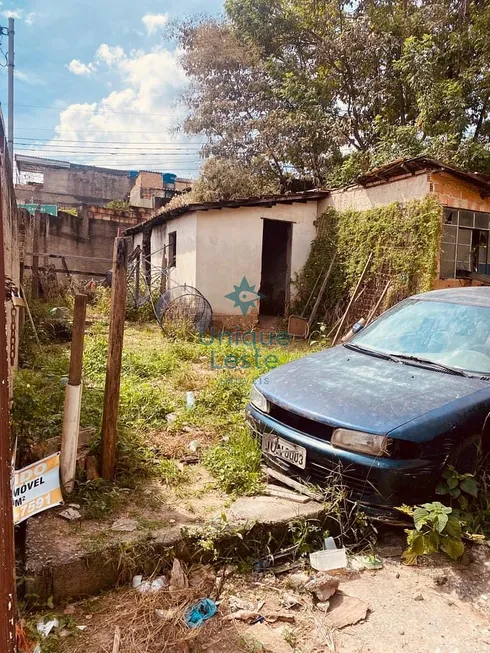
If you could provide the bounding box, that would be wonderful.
[14,127,198,134]
[17,103,189,117]
[15,137,205,146]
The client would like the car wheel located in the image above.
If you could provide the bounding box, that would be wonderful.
[446,434,481,475]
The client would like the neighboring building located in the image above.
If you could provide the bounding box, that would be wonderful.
[129,171,193,209]
[15,155,193,209]
[22,204,154,285]
[124,156,490,327]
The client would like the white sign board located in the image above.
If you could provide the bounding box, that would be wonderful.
[13,453,63,524]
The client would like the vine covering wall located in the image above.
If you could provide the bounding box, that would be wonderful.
[293,195,443,326]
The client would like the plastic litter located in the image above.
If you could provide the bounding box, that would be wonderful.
[188,440,201,454]
[186,391,195,409]
[185,598,217,628]
[59,508,81,521]
[309,547,347,571]
[324,536,337,550]
[37,618,59,637]
[132,574,167,593]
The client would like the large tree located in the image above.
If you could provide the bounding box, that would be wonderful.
[178,1,490,187]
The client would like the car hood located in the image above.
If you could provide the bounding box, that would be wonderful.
[258,345,489,435]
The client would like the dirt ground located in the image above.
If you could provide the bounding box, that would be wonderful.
[38,537,490,653]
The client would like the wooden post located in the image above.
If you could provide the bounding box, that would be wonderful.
[0,150,17,653]
[332,252,373,346]
[31,209,40,299]
[60,294,87,493]
[101,237,128,480]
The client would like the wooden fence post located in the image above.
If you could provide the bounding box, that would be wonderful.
[101,237,128,480]
[60,293,87,493]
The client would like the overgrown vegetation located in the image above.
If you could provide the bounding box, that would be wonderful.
[293,196,442,325]
[14,302,309,509]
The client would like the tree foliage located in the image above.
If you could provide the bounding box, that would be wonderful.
[177,1,490,186]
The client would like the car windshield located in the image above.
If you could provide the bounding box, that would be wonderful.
[351,299,490,375]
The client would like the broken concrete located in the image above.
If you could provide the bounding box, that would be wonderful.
[24,494,326,604]
[325,591,370,629]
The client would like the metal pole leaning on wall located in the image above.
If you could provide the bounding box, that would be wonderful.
[0,142,17,653]
[101,237,128,480]
[60,294,87,494]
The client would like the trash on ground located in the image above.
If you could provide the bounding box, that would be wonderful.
[185,598,218,628]
[166,412,177,424]
[111,518,138,532]
[186,391,196,409]
[37,618,59,637]
[325,591,369,629]
[170,558,189,591]
[132,574,167,593]
[188,439,201,453]
[67,503,81,509]
[59,507,81,521]
[349,554,383,571]
[324,536,337,550]
[310,546,347,571]
[229,595,256,612]
[305,573,340,601]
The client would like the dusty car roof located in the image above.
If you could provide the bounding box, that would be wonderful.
[413,286,490,307]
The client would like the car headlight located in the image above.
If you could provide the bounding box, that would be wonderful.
[250,385,269,413]
[331,428,388,456]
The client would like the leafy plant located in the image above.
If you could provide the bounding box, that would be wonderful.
[204,426,263,496]
[401,501,465,565]
[436,465,479,524]
[309,323,330,347]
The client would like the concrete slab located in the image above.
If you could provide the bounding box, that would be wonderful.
[24,493,327,604]
[226,495,324,525]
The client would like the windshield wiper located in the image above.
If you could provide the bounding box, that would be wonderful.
[344,343,469,377]
[389,354,469,377]
[343,342,399,362]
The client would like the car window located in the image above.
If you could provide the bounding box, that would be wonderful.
[352,299,490,374]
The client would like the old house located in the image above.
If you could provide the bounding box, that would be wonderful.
[124,156,490,327]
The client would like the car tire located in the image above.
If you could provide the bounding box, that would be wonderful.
[446,434,481,475]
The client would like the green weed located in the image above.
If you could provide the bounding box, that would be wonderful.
[204,426,263,496]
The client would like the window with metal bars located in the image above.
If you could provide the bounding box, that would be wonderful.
[440,207,490,279]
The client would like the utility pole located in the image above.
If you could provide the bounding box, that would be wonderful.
[7,18,13,167]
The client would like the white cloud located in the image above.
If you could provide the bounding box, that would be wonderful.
[26,43,202,176]
[96,44,125,67]
[142,13,168,36]
[2,9,21,19]
[67,59,95,76]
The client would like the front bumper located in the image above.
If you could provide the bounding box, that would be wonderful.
[246,403,443,507]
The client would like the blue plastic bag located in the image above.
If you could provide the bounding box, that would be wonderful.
[184,598,217,628]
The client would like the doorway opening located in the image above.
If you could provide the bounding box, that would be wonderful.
[259,218,292,316]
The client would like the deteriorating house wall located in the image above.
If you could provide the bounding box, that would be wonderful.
[15,165,135,207]
[23,205,153,284]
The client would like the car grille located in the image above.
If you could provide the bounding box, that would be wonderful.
[268,403,333,441]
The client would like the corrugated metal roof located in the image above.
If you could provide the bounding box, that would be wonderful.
[124,190,331,235]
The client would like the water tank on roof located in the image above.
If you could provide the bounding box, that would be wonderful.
[162,173,177,185]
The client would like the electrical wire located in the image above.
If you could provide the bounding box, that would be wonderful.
[17,103,189,117]
[15,137,205,146]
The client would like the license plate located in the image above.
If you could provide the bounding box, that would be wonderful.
[262,434,306,470]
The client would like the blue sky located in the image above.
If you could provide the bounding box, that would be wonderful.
[0,0,224,177]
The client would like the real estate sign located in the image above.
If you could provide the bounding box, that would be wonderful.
[13,452,63,524]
